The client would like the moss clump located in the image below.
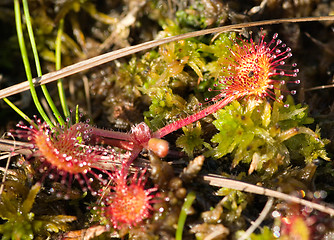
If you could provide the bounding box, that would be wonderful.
[176,121,205,158]
[209,94,329,176]
[216,187,252,226]
[0,180,76,240]
[143,87,188,130]
[141,31,236,130]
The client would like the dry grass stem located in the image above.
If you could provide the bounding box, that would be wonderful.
[0,16,333,100]
[203,174,334,216]
[239,197,274,240]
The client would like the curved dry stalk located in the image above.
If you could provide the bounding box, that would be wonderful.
[0,138,34,156]
[0,136,19,197]
[0,154,11,197]
[239,197,274,240]
[0,16,333,100]
[203,174,334,216]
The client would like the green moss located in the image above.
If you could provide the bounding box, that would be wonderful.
[176,5,208,29]
[139,24,235,130]
[0,177,76,239]
[143,87,187,130]
[209,95,329,175]
[216,186,251,225]
[176,121,205,158]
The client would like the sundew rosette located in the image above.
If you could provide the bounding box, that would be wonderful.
[210,32,300,102]
[153,32,300,140]
[12,119,112,197]
[97,165,157,230]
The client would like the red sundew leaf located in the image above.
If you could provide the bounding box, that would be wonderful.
[217,32,299,102]
[99,165,157,230]
[12,119,117,196]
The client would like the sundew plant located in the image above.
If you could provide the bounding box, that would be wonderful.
[0,1,333,239]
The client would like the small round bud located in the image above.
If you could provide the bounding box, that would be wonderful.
[148,138,169,158]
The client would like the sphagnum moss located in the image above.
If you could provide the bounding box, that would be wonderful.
[0,179,76,239]
[210,95,329,175]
